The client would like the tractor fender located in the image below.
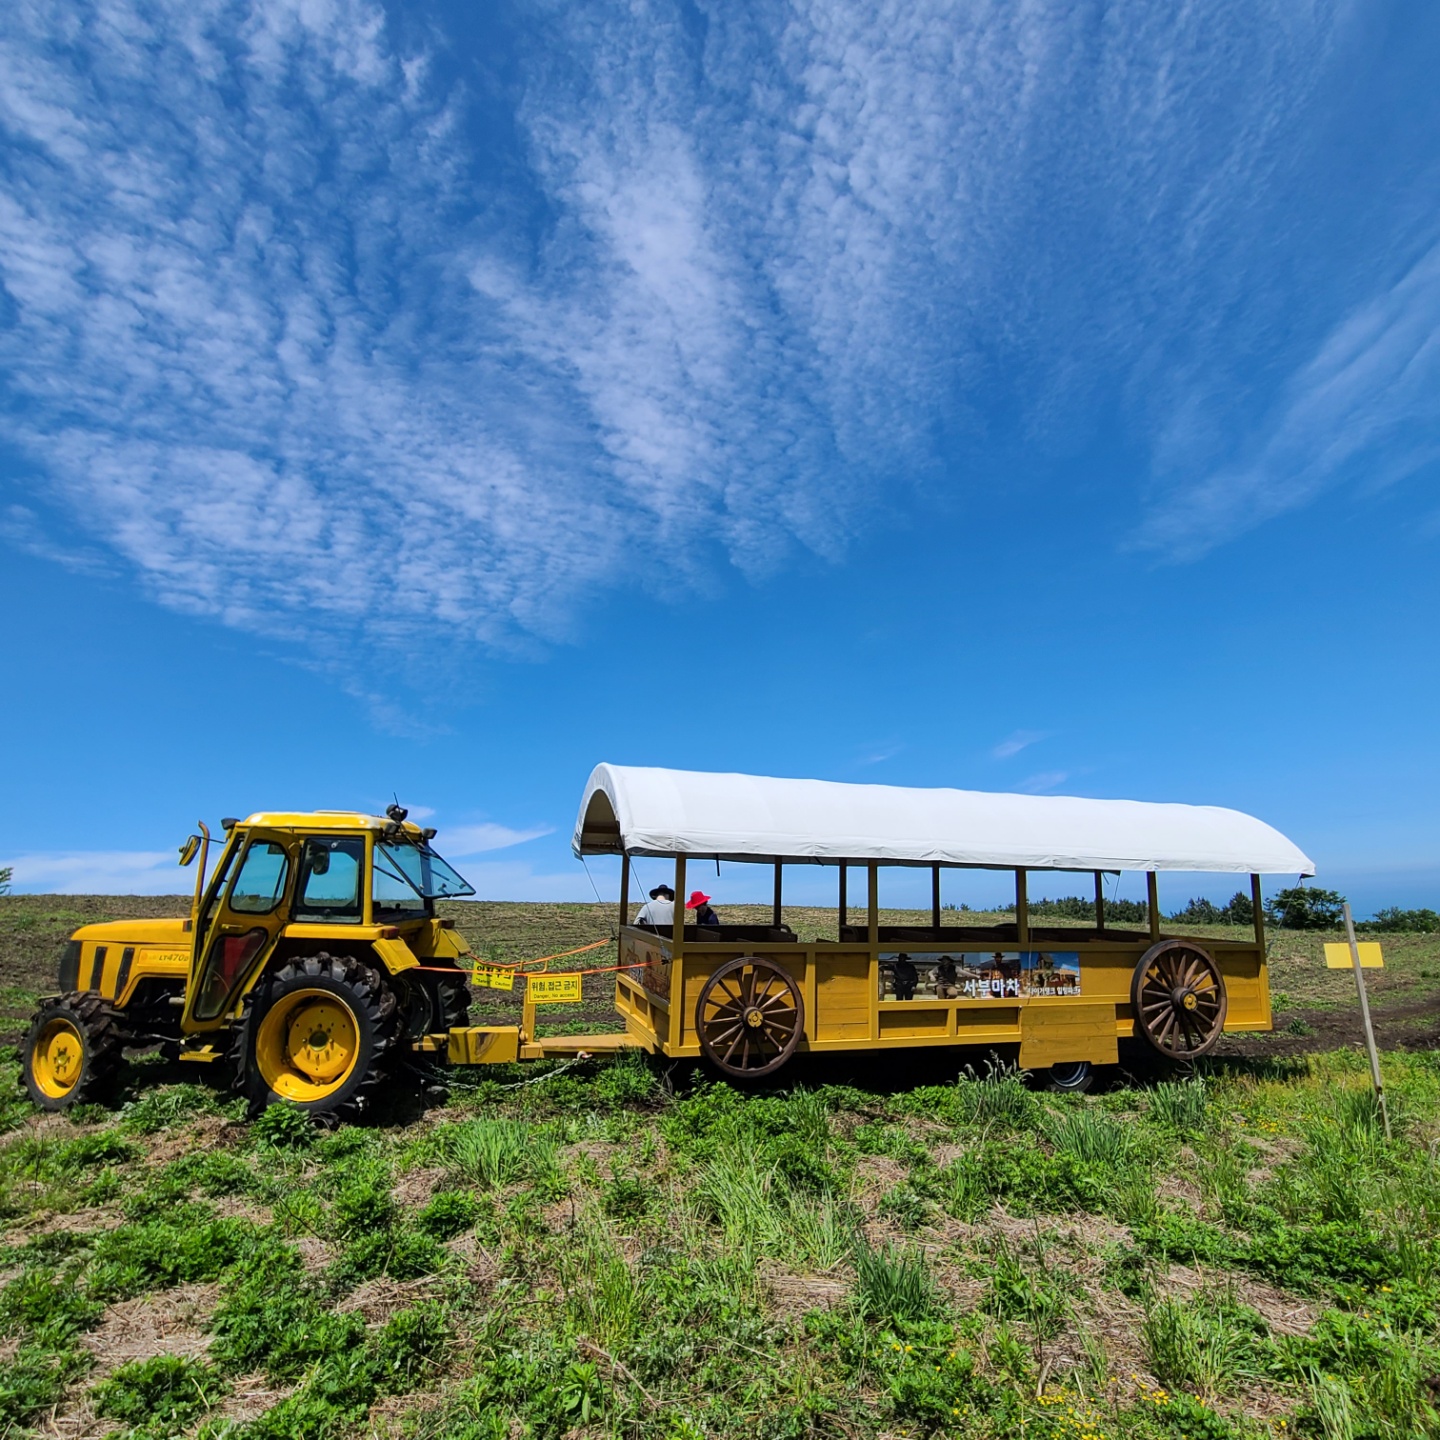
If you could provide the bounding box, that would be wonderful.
[370,935,421,975]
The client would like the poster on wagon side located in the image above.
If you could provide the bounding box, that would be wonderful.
[879,951,1082,1000]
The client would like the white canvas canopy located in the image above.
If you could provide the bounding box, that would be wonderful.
[573,764,1314,876]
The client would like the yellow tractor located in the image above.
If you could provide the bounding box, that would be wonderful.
[20,806,477,1118]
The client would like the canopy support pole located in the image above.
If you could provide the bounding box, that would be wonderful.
[619,854,630,933]
[838,865,847,938]
[773,862,783,929]
[1093,870,1105,935]
[867,865,879,947]
[1147,872,1161,941]
[1016,868,1029,946]
[931,866,941,931]
[1251,873,1265,949]
[672,856,686,958]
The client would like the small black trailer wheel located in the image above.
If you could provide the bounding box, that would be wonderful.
[1045,1060,1095,1093]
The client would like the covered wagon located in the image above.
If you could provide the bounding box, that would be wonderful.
[571,765,1314,1088]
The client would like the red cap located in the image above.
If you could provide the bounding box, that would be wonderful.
[686,891,712,908]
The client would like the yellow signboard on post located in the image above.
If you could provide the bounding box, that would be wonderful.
[470,963,516,991]
[528,973,583,1004]
[1324,942,1383,970]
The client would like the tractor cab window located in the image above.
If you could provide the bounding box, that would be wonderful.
[229,842,291,915]
[294,838,365,923]
[373,838,475,920]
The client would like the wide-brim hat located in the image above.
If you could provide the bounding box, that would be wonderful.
[686,891,712,908]
[648,886,674,899]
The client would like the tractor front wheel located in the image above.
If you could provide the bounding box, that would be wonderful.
[234,954,398,1119]
[21,994,126,1110]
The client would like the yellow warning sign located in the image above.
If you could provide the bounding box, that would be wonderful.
[528,973,583,1004]
[1324,942,1384,970]
[470,963,516,991]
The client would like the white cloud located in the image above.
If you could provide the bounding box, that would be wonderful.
[2,851,184,894]
[0,820,555,893]
[992,730,1048,760]
[855,742,904,767]
[442,859,604,905]
[438,823,554,857]
[0,0,1409,670]
[1136,241,1440,557]
[1019,771,1070,794]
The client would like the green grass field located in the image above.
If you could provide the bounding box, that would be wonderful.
[2,898,1438,1438]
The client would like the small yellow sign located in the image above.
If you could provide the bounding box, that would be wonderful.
[470,963,516,991]
[528,973,583,1004]
[1324,942,1384,970]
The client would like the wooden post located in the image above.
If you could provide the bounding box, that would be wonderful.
[668,854,686,1053]
[1016,868,1029,946]
[931,865,941,931]
[1251,873,1265,950]
[838,864,847,938]
[1147,872,1161,942]
[867,864,879,946]
[1094,870,1105,935]
[773,861,783,929]
[619,853,630,932]
[1343,903,1391,1139]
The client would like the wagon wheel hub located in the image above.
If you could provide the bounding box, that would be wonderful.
[1177,990,1198,1011]
[696,957,805,1079]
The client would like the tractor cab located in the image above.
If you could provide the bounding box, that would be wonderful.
[180,808,474,1033]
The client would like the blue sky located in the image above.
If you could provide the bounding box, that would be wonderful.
[1,0,1437,915]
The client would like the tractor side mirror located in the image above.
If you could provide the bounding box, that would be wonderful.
[178,835,201,868]
[309,846,331,876]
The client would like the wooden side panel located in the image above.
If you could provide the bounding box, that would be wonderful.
[954,1006,1021,1041]
[878,1007,950,1039]
[1218,945,1269,1029]
[614,974,665,1048]
[1018,1003,1120,1068]
[814,952,871,1041]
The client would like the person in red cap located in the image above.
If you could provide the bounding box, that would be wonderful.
[686,890,720,927]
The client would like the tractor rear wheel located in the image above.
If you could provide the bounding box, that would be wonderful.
[396,971,470,1040]
[233,954,398,1119]
[21,994,126,1110]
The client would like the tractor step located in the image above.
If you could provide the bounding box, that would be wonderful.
[178,1044,223,1064]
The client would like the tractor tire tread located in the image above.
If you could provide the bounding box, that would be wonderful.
[20,992,128,1110]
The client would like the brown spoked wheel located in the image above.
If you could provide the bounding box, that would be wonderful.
[1130,940,1228,1059]
[695,956,804,1079]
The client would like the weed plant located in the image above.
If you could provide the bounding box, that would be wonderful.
[3,1042,1440,1437]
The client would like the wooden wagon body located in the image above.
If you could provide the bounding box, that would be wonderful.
[568,765,1314,1083]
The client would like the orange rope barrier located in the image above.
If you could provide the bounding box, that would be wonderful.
[416,938,658,983]
[460,938,614,976]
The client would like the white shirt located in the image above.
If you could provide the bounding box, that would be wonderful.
[634,897,674,927]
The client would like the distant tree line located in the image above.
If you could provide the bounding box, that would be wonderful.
[980,883,1438,932]
[0,866,10,896]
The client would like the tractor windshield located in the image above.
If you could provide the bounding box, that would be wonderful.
[373,839,476,906]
